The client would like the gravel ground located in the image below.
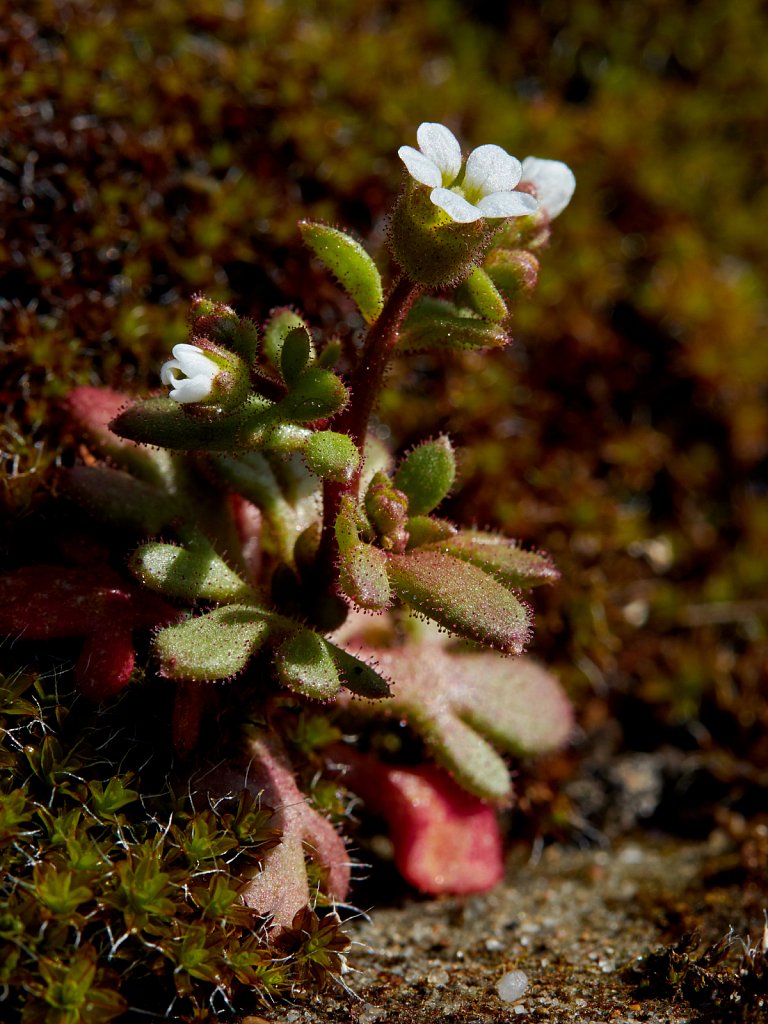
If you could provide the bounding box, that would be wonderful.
[246,835,737,1024]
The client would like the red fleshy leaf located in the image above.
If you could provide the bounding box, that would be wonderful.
[0,564,180,699]
[0,566,133,637]
[206,732,351,928]
[76,624,137,701]
[66,386,136,452]
[334,747,504,895]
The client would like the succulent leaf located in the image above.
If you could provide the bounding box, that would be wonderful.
[341,638,572,801]
[303,430,360,482]
[111,395,275,451]
[280,326,313,386]
[299,220,384,324]
[263,308,312,372]
[424,531,559,588]
[397,297,509,353]
[278,366,349,423]
[332,750,503,893]
[274,629,341,701]
[339,544,392,610]
[207,732,350,928]
[129,540,252,602]
[386,550,531,653]
[61,465,178,535]
[66,386,172,485]
[405,515,457,548]
[336,497,392,609]
[457,266,508,322]
[325,643,391,699]
[154,605,270,681]
[394,436,456,516]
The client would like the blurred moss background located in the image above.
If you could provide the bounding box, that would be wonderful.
[2,0,767,783]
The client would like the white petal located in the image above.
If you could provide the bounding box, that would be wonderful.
[398,145,442,188]
[521,157,575,219]
[160,358,182,385]
[169,376,214,403]
[172,343,218,379]
[416,122,462,185]
[429,187,482,223]
[464,144,521,197]
[475,190,539,219]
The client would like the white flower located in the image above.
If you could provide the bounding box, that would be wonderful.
[398,122,538,224]
[160,343,219,403]
[520,157,575,220]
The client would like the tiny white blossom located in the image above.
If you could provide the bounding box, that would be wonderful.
[520,157,575,219]
[160,343,219,403]
[398,122,538,224]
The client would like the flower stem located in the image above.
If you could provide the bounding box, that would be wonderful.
[315,276,421,598]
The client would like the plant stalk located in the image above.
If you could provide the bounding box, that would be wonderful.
[315,276,421,597]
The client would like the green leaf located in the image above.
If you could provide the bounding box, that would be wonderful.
[33,864,93,917]
[88,776,139,817]
[130,539,252,601]
[278,366,349,422]
[275,630,341,701]
[61,465,177,534]
[303,430,360,482]
[397,297,509,353]
[300,221,384,324]
[386,550,531,653]
[424,531,559,589]
[154,605,270,681]
[326,644,391,699]
[263,308,312,371]
[457,266,508,321]
[394,436,456,516]
[406,516,457,548]
[335,497,392,609]
[110,395,275,451]
[0,788,33,843]
[281,325,313,386]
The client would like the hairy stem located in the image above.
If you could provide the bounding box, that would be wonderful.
[316,276,421,598]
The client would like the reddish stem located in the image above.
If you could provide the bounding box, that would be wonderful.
[315,276,421,594]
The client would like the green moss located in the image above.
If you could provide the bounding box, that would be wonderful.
[0,672,349,1020]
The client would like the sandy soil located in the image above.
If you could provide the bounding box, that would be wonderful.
[250,834,737,1024]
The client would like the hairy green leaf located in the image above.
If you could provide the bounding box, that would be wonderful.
[275,630,341,701]
[130,540,252,602]
[299,221,383,324]
[397,297,509,353]
[386,550,530,653]
[394,436,456,516]
[154,605,269,681]
[303,430,360,482]
[424,531,559,588]
[457,266,508,322]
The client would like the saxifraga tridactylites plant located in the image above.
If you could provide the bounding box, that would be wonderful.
[0,123,575,1018]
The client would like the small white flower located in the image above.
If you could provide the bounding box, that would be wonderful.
[160,343,219,403]
[520,156,575,220]
[398,122,538,224]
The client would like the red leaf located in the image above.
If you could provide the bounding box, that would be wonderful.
[335,747,504,894]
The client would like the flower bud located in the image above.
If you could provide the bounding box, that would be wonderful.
[484,248,540,302]
[364,471,410,552]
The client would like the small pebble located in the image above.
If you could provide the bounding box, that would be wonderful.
[496,968,529,1003]
[358,1003,386,1024]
